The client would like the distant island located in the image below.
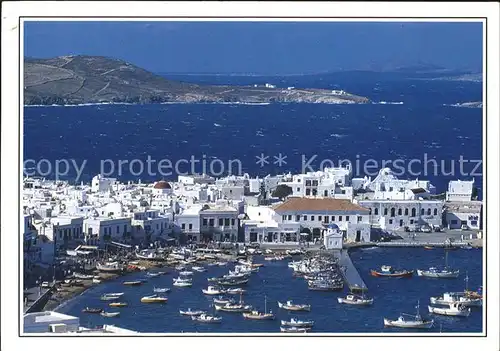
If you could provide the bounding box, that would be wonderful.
[24,55,370,106]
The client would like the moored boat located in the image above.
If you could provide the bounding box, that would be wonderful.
[173,279,192,287]
[96,262,124,273]
[191,314,222,323]
[153,287,171,293]
[100,293,122,301]
[337,294,373,306]
[109,302,128,307]
[383,301,433,329]
[277,300,311,312]
[429,292,482,307]
[100,311,120,318]
[82,307,103,314]
[281,318,314,327]
[202,286,225,295]
[417,268,460,278]
[179,308,207,316]
[226,288,246,294]
[213,296,235,305]
[123,280,143,286]
[140,294,168,303]
[242,296,274,320]
[371,265,413,278]
[280,326,311,333]
[428,303,471,317]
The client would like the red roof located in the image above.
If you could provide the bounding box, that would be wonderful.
[153,181,171,190]
[274,198,369,213]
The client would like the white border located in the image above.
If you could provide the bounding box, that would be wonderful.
[1,2,499,351]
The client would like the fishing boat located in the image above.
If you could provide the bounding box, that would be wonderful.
[371,265,413,278]
[109,302,128,307]
[424,246,434,250]
[417,251,459,278]
[191,314,222,323]
[308,280,343,291]
[338,294,374,306]
[281,318,314,327]
[218,278,249,286]
[242,296,274,320]
[73,273,94,279]
[202,286,225,295]
[179,271,194,277]
[428,303,471,317]
[82,307,103,314]
[277,300,311,312]
[430,292,482,307]
[146,272,161,278]
[213,296,235,305]
[280,326,311,333]
[123,280,143,286]
[96,262,124,273]
[226,288,246,295]
[173,278,192,287]
[140,294,168,303]
[215,294,252,312]
[100,293,123,301]
[383,301,434,329]
[153,287,171,293]
[100,311,120,318]
[179,308,207,316]
[192,266,206,272]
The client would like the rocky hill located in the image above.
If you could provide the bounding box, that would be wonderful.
[24,55,370,105]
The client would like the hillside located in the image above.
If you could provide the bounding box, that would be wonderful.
[24,55,370,105]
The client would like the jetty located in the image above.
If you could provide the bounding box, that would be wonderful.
[337,251,368,293]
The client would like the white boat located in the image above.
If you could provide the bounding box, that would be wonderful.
[146,272,161,278]
[417,251,459,278]
[179,308,207,316]
[277,300,311,312]
[384,301,434,329]
[96,262,124,273]
[226,288,246,295]
[242,296,275,320]
[428,303,471,317]
[338,294,373,306]
[73,273,94,279]
[153,287,171,293]
[191,314,222,323]
[100,311,120,317]
[141,294,168,303]
[213,296,235,305]
[215,303,252,312]
[280,326,310,333]
[173,278,192,287]
[281,318,314,327]
[192,266,206,272]
[179,271,194,277]
[217,262,228,266]
[202,286,225,295]
[92,278,101,284]
[100,294,123,301]
[429,292,482,307]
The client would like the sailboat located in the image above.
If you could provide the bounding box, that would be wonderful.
[417,250,459,278]
[430,272,482,307]
[242,295,275,320]
[384,300,434,329]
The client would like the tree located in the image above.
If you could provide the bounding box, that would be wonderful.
[272,185,293,200]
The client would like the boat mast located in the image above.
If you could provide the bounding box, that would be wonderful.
[464,271,469,291]
[264,295,267,313]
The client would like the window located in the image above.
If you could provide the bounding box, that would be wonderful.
[331,216,335,221]
[470,220,478,226]
[305,180,311,186]
[410,219,414,224]
[209,219,214,226]
[303,215,308,221]
[156,224,159,229]
[324,190,328,197]
[384,208,388,216]
[398,209,402,216]
[288,215,292,220]
[357,216,362,223]
[318,216,322,221]
[124,225,127,233]
[346,216,350,221]
[219,218,224,226]
[421,209,425,216]
[297,188,301,192]
[389,187,393,191]
[282,215,286,221]
[312,180,318,186]
[231,219,235,226]
[411,208,416,217]
[390,208,395,217]
[181,223,186,229]
[427,208,431,216]
[324,216,329,223]
[117,225,119,233]
[306,189,311,195]
[311,216,315,221]
[296,215,300,221]
[389,219,393,224]
[404,208,409,216]
[88,228,93,235]
[312,189,317,196]
[203,218,208,226]
[451,220,458,224]
[433,208,438,216]
[224,218,230,226]
[339,216,342,221]
[189,223,193,230]
[341,190,346,194]
[374,208,379,215]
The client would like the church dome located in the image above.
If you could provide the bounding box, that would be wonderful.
[153,180,171,190]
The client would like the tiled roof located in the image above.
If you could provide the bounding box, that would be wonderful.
[273,198,369,213]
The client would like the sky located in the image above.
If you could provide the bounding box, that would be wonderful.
[24,21,483,75]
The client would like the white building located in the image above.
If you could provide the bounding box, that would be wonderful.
[38,216,85,250]
[357,199,443,231]
[91,174,116,193]
[274,198,371,242]
[131,209,173,243]
[323,224,343,250]
[175,204,202,243]
[242,205,300,243]
[444,201,482,230]
[199,201,239,242]
[446,180,475,202]
[152,180,173,196]
[84,216,132,247]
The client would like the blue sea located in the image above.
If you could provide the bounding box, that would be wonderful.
[54,248,483,333]
[24,72,483,196]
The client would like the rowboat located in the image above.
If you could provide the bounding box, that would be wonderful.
[123,280,143,286]
[280,326,311,333]
[153,287,171,293]
[371,265,413,278]
[428,303,471,317]
[141,294,168,303]
[100,311,120,317]
[109,302,128,307]
[277,300,311,312]
[82,307,103,314]
[100,295,121,301]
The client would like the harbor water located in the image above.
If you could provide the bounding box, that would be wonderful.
[55,247,483,333]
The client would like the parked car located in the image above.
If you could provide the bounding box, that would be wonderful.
[421,226,432,233]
